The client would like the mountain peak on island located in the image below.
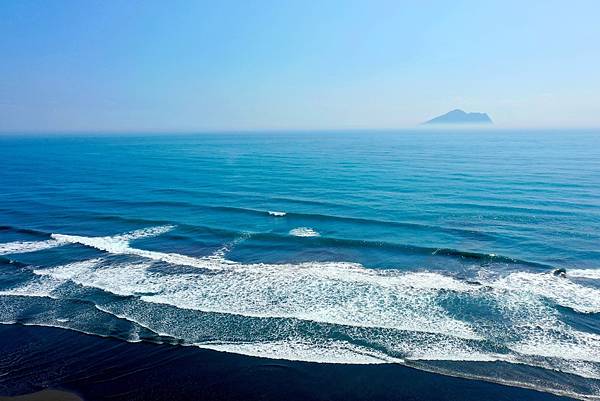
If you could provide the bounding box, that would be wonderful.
[422,109,493,125]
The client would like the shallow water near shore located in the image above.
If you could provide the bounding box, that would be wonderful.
[1,130,600,399]
[0,324,579,401]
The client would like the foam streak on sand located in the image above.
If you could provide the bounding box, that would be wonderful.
[197,340,402,364]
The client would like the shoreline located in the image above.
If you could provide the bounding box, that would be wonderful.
[0,390,83,401]
[0,323,577,401]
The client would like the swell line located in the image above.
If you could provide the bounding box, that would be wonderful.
[0,223,550,269]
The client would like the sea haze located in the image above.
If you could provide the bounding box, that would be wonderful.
[1,130,600,399]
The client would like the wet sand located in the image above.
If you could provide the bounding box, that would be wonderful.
[0,390,82,401]
[0,324,577,401]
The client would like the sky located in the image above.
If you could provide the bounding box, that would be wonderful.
[1,0,599,132]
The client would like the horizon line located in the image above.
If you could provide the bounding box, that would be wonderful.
[2,126,600,136]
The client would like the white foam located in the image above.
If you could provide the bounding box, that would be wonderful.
[52,234,221,270]
[511,327,600,364]
[268,211,286,217]
[33,259,156,297]
[493,271,600,314]
[497,281,600,366]
[9,250,600,382]
[49,226,230,270]
[0,239,63,255]
[90,292,600,385]
[30,250,471,339]
[289,227,320,237]
[93,303,175,338]
[205,233,252,261]
[5,226,600,381]
[0,226,174,257]
[83,299,515,368]
[198,339,402,364]
[23,231,600,348]
[33,258,480,340]
[112,225,175,241]
[407,348,510,363]
[52,233,129,253]
[485,278,600,380]
[0,276,64,298]
[569,269,600,280]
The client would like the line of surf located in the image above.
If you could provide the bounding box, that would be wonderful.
[50,230,230,271]
[210,205,498,240]
[4,260,598,384]
[0,239,65,255]
[569,269,600,280]
[0,224,549,269]
[4,250,600,387]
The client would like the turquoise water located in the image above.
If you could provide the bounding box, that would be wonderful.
[1,130,600,398]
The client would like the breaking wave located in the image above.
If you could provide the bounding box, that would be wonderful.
[569,269,600,280]
[289,227,320,237]
[2,226,600,399]
[268,210,287,217]
[0,239,64,255]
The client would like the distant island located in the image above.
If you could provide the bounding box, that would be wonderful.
[422,109,493,125]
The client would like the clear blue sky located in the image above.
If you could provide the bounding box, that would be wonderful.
[1,0,599,131]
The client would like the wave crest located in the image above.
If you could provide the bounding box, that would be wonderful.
[289,227,320,237]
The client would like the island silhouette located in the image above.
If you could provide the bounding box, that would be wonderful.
[423,109,493,125]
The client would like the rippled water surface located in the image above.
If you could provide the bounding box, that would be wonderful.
[1,130,600,399]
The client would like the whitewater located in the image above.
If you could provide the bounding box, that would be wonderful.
[2,225,600,400]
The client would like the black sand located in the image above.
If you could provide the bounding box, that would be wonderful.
[0,324,577,401]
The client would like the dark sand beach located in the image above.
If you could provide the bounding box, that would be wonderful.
[0,324,577,401]
[0,390,83,401]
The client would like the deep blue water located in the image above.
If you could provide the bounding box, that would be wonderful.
[1,130,600,399]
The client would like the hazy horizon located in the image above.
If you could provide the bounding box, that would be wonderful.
[1,0,600,132]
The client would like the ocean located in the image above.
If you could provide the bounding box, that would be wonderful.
[1,130,599,400]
